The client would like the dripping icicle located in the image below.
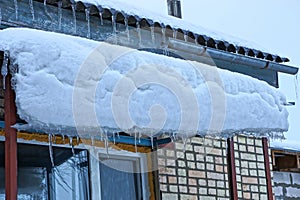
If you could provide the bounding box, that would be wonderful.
[85,8,91,38]
[29,0,35,21]
[1,51,9,89]
[57,1,62,30]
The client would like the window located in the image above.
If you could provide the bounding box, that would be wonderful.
[167,0,182,18]
[90,150,149,200]
[0,142,90,199]
[272,149,300,172]
[99,155,142,199]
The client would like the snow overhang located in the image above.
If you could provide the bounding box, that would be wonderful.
[0,28,290,140]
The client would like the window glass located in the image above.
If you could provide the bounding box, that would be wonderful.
[96,154,146,200]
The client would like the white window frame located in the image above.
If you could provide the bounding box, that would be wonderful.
[89,147,150,200]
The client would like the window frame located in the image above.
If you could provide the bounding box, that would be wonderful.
[89,148,150,200]
[272,149,300,172]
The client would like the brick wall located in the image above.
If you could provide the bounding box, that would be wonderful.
[157,135,270,200]
[273,172,300,199]
[158,136,230,200]
[233,136,269,199]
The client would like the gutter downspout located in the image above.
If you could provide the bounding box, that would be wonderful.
[168,39,298,75]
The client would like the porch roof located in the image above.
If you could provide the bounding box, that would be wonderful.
[0,28,289,140]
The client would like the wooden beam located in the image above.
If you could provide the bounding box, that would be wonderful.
[4,71,18,200]
[262,138,273,200]
[227,137,238,200]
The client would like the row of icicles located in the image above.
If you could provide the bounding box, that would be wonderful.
[8,0,288,62]
[13,0,194,46]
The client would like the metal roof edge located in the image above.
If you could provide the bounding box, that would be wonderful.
[168,39,298,75]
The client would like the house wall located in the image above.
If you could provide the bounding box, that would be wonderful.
[233,135,271,199]
[158,136,230,200]
[273,172,300,199]
[157,135,271,200]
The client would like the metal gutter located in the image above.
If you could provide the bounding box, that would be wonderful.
[168,38,298,75]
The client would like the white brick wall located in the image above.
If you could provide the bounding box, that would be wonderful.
[273,172,300,199]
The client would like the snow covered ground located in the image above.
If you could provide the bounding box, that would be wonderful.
[0,28,289,139]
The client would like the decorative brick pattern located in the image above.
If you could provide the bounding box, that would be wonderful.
[158,135,270,199]
[158,136,230,200]
[234,135,268,200]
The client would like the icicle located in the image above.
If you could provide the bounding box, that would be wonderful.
[52,134,56,143]
[138,132,141,143]
[71,4,77,34]
[104,134,109,157]
[295,73,299,101]
[14,0,18,20]
[124,17,130,41]
[101,129,107,141]
[48,134,55,167]
[70,137,75,156]
[43,0,52,20]
[57,127,62,137]
[184,34,188,42]
[161,27,169,56]
[76,136,80,145]
[0,8,2,25]
[173,29,177,39]
[85,8,91,38]
[134,132,137,152]
[57,1,62,30]
[113,133,116,144]
[91,136,95,146]
[111,14,117,44]
[1,51,9,89]
[162,27,166,45]
[136,21,142,47]
[150,25,155,44]
[29,0,35,21]
[151,136,154,149]
[117,132,120,138]
[62,134,65,143]
[99,10,103,26]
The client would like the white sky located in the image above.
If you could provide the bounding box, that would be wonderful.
[126,0,300,143]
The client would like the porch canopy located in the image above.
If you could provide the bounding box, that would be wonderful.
[0,28,289,140]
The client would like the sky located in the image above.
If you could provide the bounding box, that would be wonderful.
[124,0,300,144]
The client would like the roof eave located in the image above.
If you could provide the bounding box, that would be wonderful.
[168,38,299,75]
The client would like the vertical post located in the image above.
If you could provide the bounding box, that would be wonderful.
[4,72,18,200]
[152,137,161,200]
[262,137,273,200]
[227,137,238,200]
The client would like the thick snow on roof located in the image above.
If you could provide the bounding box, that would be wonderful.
[0,28,289,139]
[77,0,268,52]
